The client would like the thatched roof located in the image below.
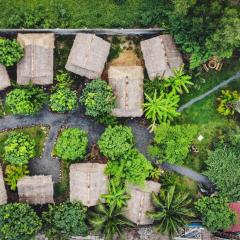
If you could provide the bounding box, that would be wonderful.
[17,175,54,205]
[108,66,144,117]
[0,165,7,205]
[66,33,110,79]
[17,33,54,85]
[70,163,108,207]
[0,64,10,90]
[141,34,183,80]
[124,181,160,225]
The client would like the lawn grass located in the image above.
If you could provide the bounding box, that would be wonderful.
[0,125,49,161]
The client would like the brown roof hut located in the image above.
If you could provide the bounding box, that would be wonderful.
[124,181,160,225]
[70,163,108,207]
[17,175,54,205]
[140,34,183,80]
[0,165,7,205]
[17,33,54,85]
[0,64,10,90]
[66,33,110,79]
[108,66,144,117]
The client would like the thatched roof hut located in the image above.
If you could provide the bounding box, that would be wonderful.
[66,33,110,79]
[108,66,144,117]
[124,181,160,225]
[0,64,10,90]
[140,34,183,80]
[0,165,7,205]
[17,175,54,205]
[70,163,108,207]
[17,33,54,85]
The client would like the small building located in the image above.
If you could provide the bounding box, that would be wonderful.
[225,202,240,233]
[66,33,110,79]
[0,64,10,90]
[17,175,54,205]
[70,163,108,207]
[108,66,144,117]
[124,181,160,225]
[0,165,7,205]
[17,33,54,85]
[140,34,183,80]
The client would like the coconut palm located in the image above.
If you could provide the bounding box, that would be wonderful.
[88,203,135,240]
[147,185,195,239]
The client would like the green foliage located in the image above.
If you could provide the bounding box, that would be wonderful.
[98,125,134,160]
[148,123,197,165]
[147,185,195,239]
[0,38,23,67]
[88,202,135,240]
[144,77,165,98]
[55,128,88,162]
[101,180,130,210]
[0,203,42,240]
[195,196,236,232]
[149,167,163,182]
[5,165,29,191]
[6,86,48,115]
[4,132,36,166]
[106,148,153,186]
[42,202,88,240]
[80,80,116,118]
[217,89,239,116]
[144,91,180,132]
[54,71,73,89]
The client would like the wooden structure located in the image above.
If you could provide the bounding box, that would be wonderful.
[0,165,7,205]
[108,66,144,117]
[0,64,10,90]
[17,33,54,85]
[66,33,110,79]
[70,163,108,207]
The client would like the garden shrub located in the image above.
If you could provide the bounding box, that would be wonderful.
[5,86,48,115]
[55,128,88,162]
[148,123,198,165]
[98,125,134,160]
[80,79,116,118]
[195,196,236,232]
[0,38,24,67]
[5,165,29,191]
[4,132,36,166]
[0,203,42,240]
[42,202,88,239]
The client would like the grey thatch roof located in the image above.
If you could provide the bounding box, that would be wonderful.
[108,66,144,117]
[70,163,108,207]
[17,33,54,85]
[141,34,183,80]
[0,165,7,205]
[17,175,54,205]
[66,33,110,79]
[0,64,10,90]
[124,181,160,225]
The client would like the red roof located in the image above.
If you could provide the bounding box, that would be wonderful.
[225,202,240,232]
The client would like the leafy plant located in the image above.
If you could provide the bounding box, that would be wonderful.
[0,38,24,66]
[42,202,88,240]
[5,165,29,191]
[4,132,36,166]
[217,89,240,116]
[0,203,42,240]
[144,77,165,98]
[148,123,197,165]
[88,202,135,240]
[55,128,88,162]
[80,79,116,118]
[98,125,134,160]
[144,91,180,132]
[6,86,48,115]
[149,167,163,182]
[195,196,236,232]
[147,185,195,239]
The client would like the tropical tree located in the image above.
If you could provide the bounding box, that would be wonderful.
[88,202,135,240]
[147,185,195,239]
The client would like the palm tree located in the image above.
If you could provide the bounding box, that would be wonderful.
[88,203,135,240]
[147,185,195,239]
